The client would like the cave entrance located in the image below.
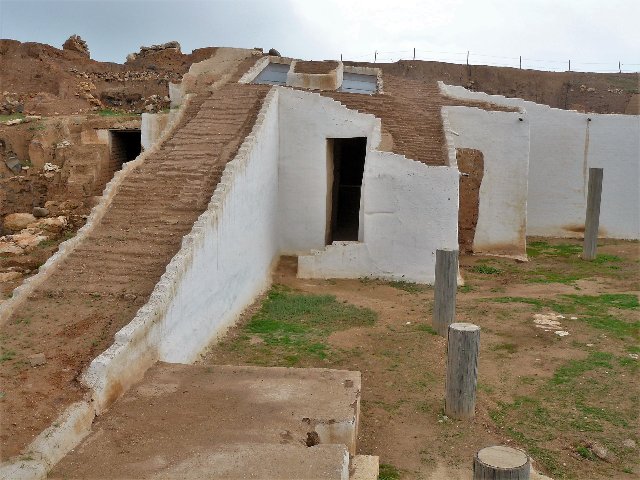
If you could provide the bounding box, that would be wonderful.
[326,137,367,244]
[109,129,142,169]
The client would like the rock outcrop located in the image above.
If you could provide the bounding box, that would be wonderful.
[126,41,181,62]
[62,35,90,58]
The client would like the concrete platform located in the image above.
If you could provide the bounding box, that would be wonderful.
[49,364,361,479]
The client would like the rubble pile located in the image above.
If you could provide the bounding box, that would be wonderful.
[62,35,90,58]
[1,92,23,115]
[126,41,181,63]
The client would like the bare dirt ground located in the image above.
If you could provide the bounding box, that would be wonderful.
[206,238,639,480]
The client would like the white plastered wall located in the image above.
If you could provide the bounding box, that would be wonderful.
[444,106,530,256]
[82,89,281,409]
[277,88,381,253]
[441,82,640,240]
[298,152,459,283]
[141,111,180,150]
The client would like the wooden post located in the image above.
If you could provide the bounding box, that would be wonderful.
[619,60,621,73]
[340,53,343,61]
[582,167,603,260]
[413,47,416,60]
[473,446,530,479]
[466,50,470,66]
[432,249,458,336]
[568,59,571,71]
[445,323,480,419]
[519,55,522,69]
[374,50,377,63]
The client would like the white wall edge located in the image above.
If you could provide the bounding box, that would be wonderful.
[82,87,280,411]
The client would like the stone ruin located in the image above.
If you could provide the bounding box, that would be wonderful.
[62,34,90,58]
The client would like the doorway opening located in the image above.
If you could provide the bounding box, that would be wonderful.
[327,137,367,243]
[109,129,142,169]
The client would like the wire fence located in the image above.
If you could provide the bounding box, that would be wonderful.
[339,48,640,74]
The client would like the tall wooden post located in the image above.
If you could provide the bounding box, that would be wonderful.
[473,446,530,479]
[432,249,458,336]
[445,323,480,419]
[583,168,603,260]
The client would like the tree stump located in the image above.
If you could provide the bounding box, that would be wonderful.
[445,322,480,419]
[433,249,458,336]
[473,446,530,479]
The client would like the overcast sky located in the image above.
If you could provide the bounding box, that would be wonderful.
[1,0,638,72]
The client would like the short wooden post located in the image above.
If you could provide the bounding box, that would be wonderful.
[582,167,603,260]
[445,323,480,419]
[432,249,458,336]
[473,446,530,479]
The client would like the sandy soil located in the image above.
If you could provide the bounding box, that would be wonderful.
[207,239,639,479]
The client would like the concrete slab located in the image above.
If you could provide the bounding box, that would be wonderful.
[150,444,349,480]
[49,364,360,479]
[350,455,379,480]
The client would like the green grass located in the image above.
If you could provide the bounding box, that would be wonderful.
[378,463,401,480]
[471,264,501,275]
[0,112,25,122]
[387,280,428,293]
[0,350,16,363]
[492,342,518,354]
[490,296,548,309]
[523,241,626,285]
[234,285,376,365]
[490,350,638,478]
[487,294,639,339]
[576,445,595,460]
[37,238,59,249]
[551,352,614,385]
[415,324,438,335]
[527,241,582,258]
[97,108,134,117]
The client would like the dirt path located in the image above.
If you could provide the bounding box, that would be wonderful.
[206,239,639,479]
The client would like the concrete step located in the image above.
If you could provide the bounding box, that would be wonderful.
[49,365,361,479]
[350,455,380,480]
[50,444,350,480]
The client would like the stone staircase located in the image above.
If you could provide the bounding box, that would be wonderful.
[323,74,515,166]
[0,83,270,460]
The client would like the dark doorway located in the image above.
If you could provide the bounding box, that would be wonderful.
[327,137,367,243]
[109,130,142,168]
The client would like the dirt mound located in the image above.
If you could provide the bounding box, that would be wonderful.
[0,39,218,115]
[349,60,639,114]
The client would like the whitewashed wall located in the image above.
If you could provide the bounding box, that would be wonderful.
[441,83,640,239]
[141,111,179,150]
[83,89,280,411]
[159,91,280,362]
[444,106,530,256]
[277,88,381,253]
[299,151,459,283]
